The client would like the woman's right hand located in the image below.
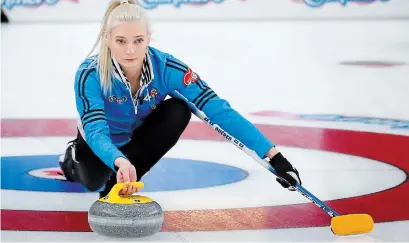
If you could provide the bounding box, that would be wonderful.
[114,157,138,195]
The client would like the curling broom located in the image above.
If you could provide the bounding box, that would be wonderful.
[192,110,374,236]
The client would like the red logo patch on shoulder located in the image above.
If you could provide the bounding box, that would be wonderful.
[183,68,199,86]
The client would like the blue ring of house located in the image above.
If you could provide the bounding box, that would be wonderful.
[1,155,248,193]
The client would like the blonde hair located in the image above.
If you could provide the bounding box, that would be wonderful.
[87,0,151,95]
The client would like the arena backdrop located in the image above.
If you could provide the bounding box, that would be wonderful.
[2,0,409,23]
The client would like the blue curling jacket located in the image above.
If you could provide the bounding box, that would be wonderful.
[74,46,275,171]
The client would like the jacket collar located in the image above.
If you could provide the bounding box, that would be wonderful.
[111,50,154,114]
[111,50,154,89]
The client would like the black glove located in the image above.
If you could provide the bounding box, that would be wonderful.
[269,152,301,191]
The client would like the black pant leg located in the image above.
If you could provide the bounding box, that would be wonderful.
[61,131,114,192]
[99,98,191,197]
[63,98,191,197]
[121,98,191,181]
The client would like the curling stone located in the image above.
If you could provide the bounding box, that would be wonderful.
[88,182,164,238]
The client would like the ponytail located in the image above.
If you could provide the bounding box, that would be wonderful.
[87,0,150,95]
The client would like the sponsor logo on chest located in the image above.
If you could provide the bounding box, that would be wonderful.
[108,95,127,104]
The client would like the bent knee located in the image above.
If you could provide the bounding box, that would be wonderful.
[81,180,105,192]
[163,98,192,126]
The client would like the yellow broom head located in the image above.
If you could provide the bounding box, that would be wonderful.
[331,214,374,236]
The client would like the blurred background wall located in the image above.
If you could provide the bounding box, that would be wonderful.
[2,0,409,23]
[1,0,408,119]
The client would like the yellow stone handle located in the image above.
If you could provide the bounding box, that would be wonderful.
[108,182,144,198]
[100,182,150,204]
